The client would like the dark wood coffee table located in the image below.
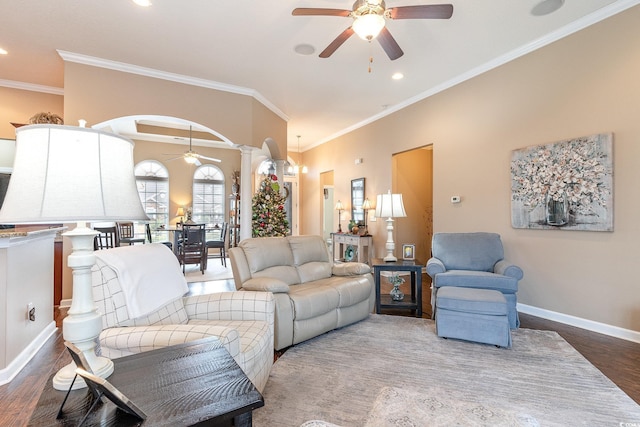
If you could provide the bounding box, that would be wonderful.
[28,337,264,426]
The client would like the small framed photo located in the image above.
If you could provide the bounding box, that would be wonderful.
[75,368,147,421]
[402,244,415,260]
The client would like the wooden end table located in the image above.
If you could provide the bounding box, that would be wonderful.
[373,258,423,317]
[29,337,264,426]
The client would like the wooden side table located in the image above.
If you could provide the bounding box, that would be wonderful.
[331,233,373,264]
[373,258,423,317]
[29,338,264,426]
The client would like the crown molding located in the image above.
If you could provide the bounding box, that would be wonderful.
[0,79,63,95]
[57,50,289,123]
[309,0,640,150]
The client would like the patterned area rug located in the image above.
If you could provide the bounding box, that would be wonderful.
[253,314,640,426]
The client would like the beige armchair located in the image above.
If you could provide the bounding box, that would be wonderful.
[91,243,275,392]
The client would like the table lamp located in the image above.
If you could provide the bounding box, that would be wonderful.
[374,190,407,262]
[335,200,344,233]
[361,198,372,235]
[176,207,185,225]
[0,124,149,390]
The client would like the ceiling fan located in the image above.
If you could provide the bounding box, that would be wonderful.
[292,0,453,60]
[165,126,221,166]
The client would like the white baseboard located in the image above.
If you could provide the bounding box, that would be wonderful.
[59,298,72,308]
[518,303,640,344]
[0,321,58,385]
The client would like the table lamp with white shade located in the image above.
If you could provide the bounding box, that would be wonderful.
[374,190,407,262]
[0,123,149,390]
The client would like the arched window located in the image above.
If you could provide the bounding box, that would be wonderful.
[134,160,169,240]
[192,165,225,227]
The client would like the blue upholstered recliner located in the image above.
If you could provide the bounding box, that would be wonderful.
[427,232,524,328]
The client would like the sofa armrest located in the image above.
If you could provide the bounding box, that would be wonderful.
[426,257,446,277]
[241,277,290,293]
[98,324,240,359]
[183,291,275,326]
[332,262,371,276]
[494,259,524,281]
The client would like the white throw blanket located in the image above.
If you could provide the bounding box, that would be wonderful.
[95,243,188,318]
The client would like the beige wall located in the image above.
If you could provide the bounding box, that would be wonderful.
[63,62,287,149]
[303,6,640,333]
[0,87,63,140]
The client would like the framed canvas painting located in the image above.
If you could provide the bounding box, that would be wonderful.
[511,133,613,231]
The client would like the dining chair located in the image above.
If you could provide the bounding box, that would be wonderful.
[206,222,228,267]
[117,222,145,245]
[178,224,207,274]
[93,226,119,250]
[145,223,173,250]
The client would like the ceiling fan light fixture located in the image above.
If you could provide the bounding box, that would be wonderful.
[353,14,385,41]
[184,155,198,164]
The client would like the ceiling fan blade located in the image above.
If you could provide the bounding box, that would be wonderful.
[194,158,202,166]
[377,27,404,60]
[196,154,222,163]
[292,8,351,17]
[165,155,183,161]
[388,4,453,20]
[319,27,355,58]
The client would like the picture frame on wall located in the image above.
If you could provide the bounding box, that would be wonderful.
[510,133,613,231]
[402,244,415,260]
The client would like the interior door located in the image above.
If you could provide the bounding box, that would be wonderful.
[322,186,334,244]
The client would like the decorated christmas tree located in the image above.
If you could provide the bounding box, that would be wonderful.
[252,174,289,237]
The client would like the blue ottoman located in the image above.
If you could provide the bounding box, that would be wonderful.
[435,286,512,348]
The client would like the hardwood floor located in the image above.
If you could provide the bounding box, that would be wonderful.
[2,279,638,426]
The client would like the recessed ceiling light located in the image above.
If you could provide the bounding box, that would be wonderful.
[294,44,316,56]
[531,0,564,17]
[132,0,152,7]
[392,72,404,80]
[0,47,7,55]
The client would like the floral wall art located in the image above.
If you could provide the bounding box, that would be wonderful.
[511,133,613,231]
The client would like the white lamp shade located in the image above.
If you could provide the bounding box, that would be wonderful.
[374,191,407,218]
[0,124,148,224]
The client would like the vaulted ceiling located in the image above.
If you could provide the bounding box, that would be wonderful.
[0,0,633,150]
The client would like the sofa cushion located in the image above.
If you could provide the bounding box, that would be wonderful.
[297,261,332,283]
[322,276,372,307]
[332,263,371,276]
[289,235,330,264]
[289,283,340,320]
[123,298,189,327]
[436,287,507,316]
[289,235,332,283]
[241,237,295,273]
[242,277,290,293]
[252,265,300,285]
[434,270,518,294]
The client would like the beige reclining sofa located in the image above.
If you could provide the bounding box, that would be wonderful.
[229,235,374,350]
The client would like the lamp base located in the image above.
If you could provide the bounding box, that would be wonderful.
[53,356,114,391]
[383,217,397,263]
[52,223,114,390]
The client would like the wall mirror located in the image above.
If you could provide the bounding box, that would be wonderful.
[351,177,365,226]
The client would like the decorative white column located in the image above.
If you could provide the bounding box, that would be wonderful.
[240,146,253,242]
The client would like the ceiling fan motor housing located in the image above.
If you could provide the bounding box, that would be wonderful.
[352,0,386,18]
